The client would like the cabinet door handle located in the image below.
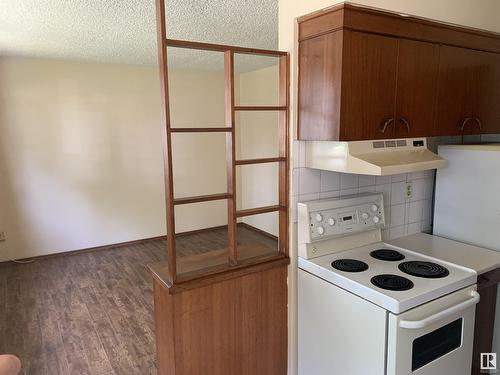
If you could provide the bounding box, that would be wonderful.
[475,118,483,130]
[400,117,411,134]
[460,117,472,132]
[379,118,394,134]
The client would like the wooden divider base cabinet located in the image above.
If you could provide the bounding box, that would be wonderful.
[150,263,289,375]
[298,3,500,141]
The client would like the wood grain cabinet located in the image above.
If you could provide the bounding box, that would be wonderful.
[475,51,500,134]
[437,46,500,136]
[435,46,478,136]
[341,31,399,141]
[297,3,500,141]
[395,39,440,138]
[299,31,439,141]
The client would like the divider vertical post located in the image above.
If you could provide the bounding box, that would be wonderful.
[225,51,238,266]
[278,54,290,256]
[155,0,177,283]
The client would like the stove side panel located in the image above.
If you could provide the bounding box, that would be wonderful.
[298,269,387,375]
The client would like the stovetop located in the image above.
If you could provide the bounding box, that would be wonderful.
[298,241,477,314]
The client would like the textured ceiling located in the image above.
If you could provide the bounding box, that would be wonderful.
[0,0,279,71]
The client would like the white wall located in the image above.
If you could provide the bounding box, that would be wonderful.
[0,57,228,261]
[280,1,500,374]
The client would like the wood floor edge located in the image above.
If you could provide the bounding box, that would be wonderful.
[0,235,168,264]
[238,222,279,240]
[2,223,278,265]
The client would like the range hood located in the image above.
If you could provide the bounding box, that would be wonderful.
[305,138,447,176]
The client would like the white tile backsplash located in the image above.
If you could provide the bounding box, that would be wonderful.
[390,225,406,239]
[340,187,359,197]
[390,204,406,227]
[375,183,391,204]
[391,173,408,183]
[359,175,376,187]
[391,181,407,205]
[299,168,320,195]
[424,178,434,199]
[340,173,359,190]
[320,170,341,192]
[294,166,434,240]
[298,192,319,202]
[383,206,391,226]
[407,222,422,235]
[358,185,376,194]
[408,200,425,223]
[409,171,425,180]
[292,135,500,241]
[294,165,434,240]
[319,190,340,199]
[410,178,426,201]
[376,175,391,185]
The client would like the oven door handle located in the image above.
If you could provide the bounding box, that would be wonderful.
[399,291,480,329]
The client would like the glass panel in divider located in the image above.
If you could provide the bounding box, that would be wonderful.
[171,132,227,199]
[234,54,280,106]
[167,47,225,129]
[174,200,229,279]
[235,111,280,160]
[236,163,279,210]
[236,211,279,262]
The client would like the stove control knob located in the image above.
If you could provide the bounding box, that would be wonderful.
[315,213,323,222]
[373,215,381,224]
[317,226,325,235]
[328,217,336,226]
[371,204,379,212]
[361,212,369,220]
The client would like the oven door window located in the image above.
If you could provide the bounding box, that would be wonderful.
[412,318,463,371]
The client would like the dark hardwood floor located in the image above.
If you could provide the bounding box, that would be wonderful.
[0,226,277,375]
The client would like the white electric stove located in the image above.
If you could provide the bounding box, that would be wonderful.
[297,193,479,375]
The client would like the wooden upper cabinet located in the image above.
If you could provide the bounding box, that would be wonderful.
[298,31,343,140]
[297,3,500,141]
[436,46,478,136]
[299,31,439,141]
[475,52,500,134]
[394,39,440,138]
[437,47,500,136]
[341,31,398,140]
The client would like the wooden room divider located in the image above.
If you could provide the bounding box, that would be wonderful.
[155,0,290,286]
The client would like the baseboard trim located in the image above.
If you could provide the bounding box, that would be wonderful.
[1,223,277,264]
[238,222,278,240]
[0,235,168,264]
[174,225,228,237]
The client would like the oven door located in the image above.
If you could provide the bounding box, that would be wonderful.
[387,285,479,375]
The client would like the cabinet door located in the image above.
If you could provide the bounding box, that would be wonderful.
[298,32,343,140]
[395,39,440,138]
[475,51,500,134]
[436,46,477,136]
[341,31,398,140]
